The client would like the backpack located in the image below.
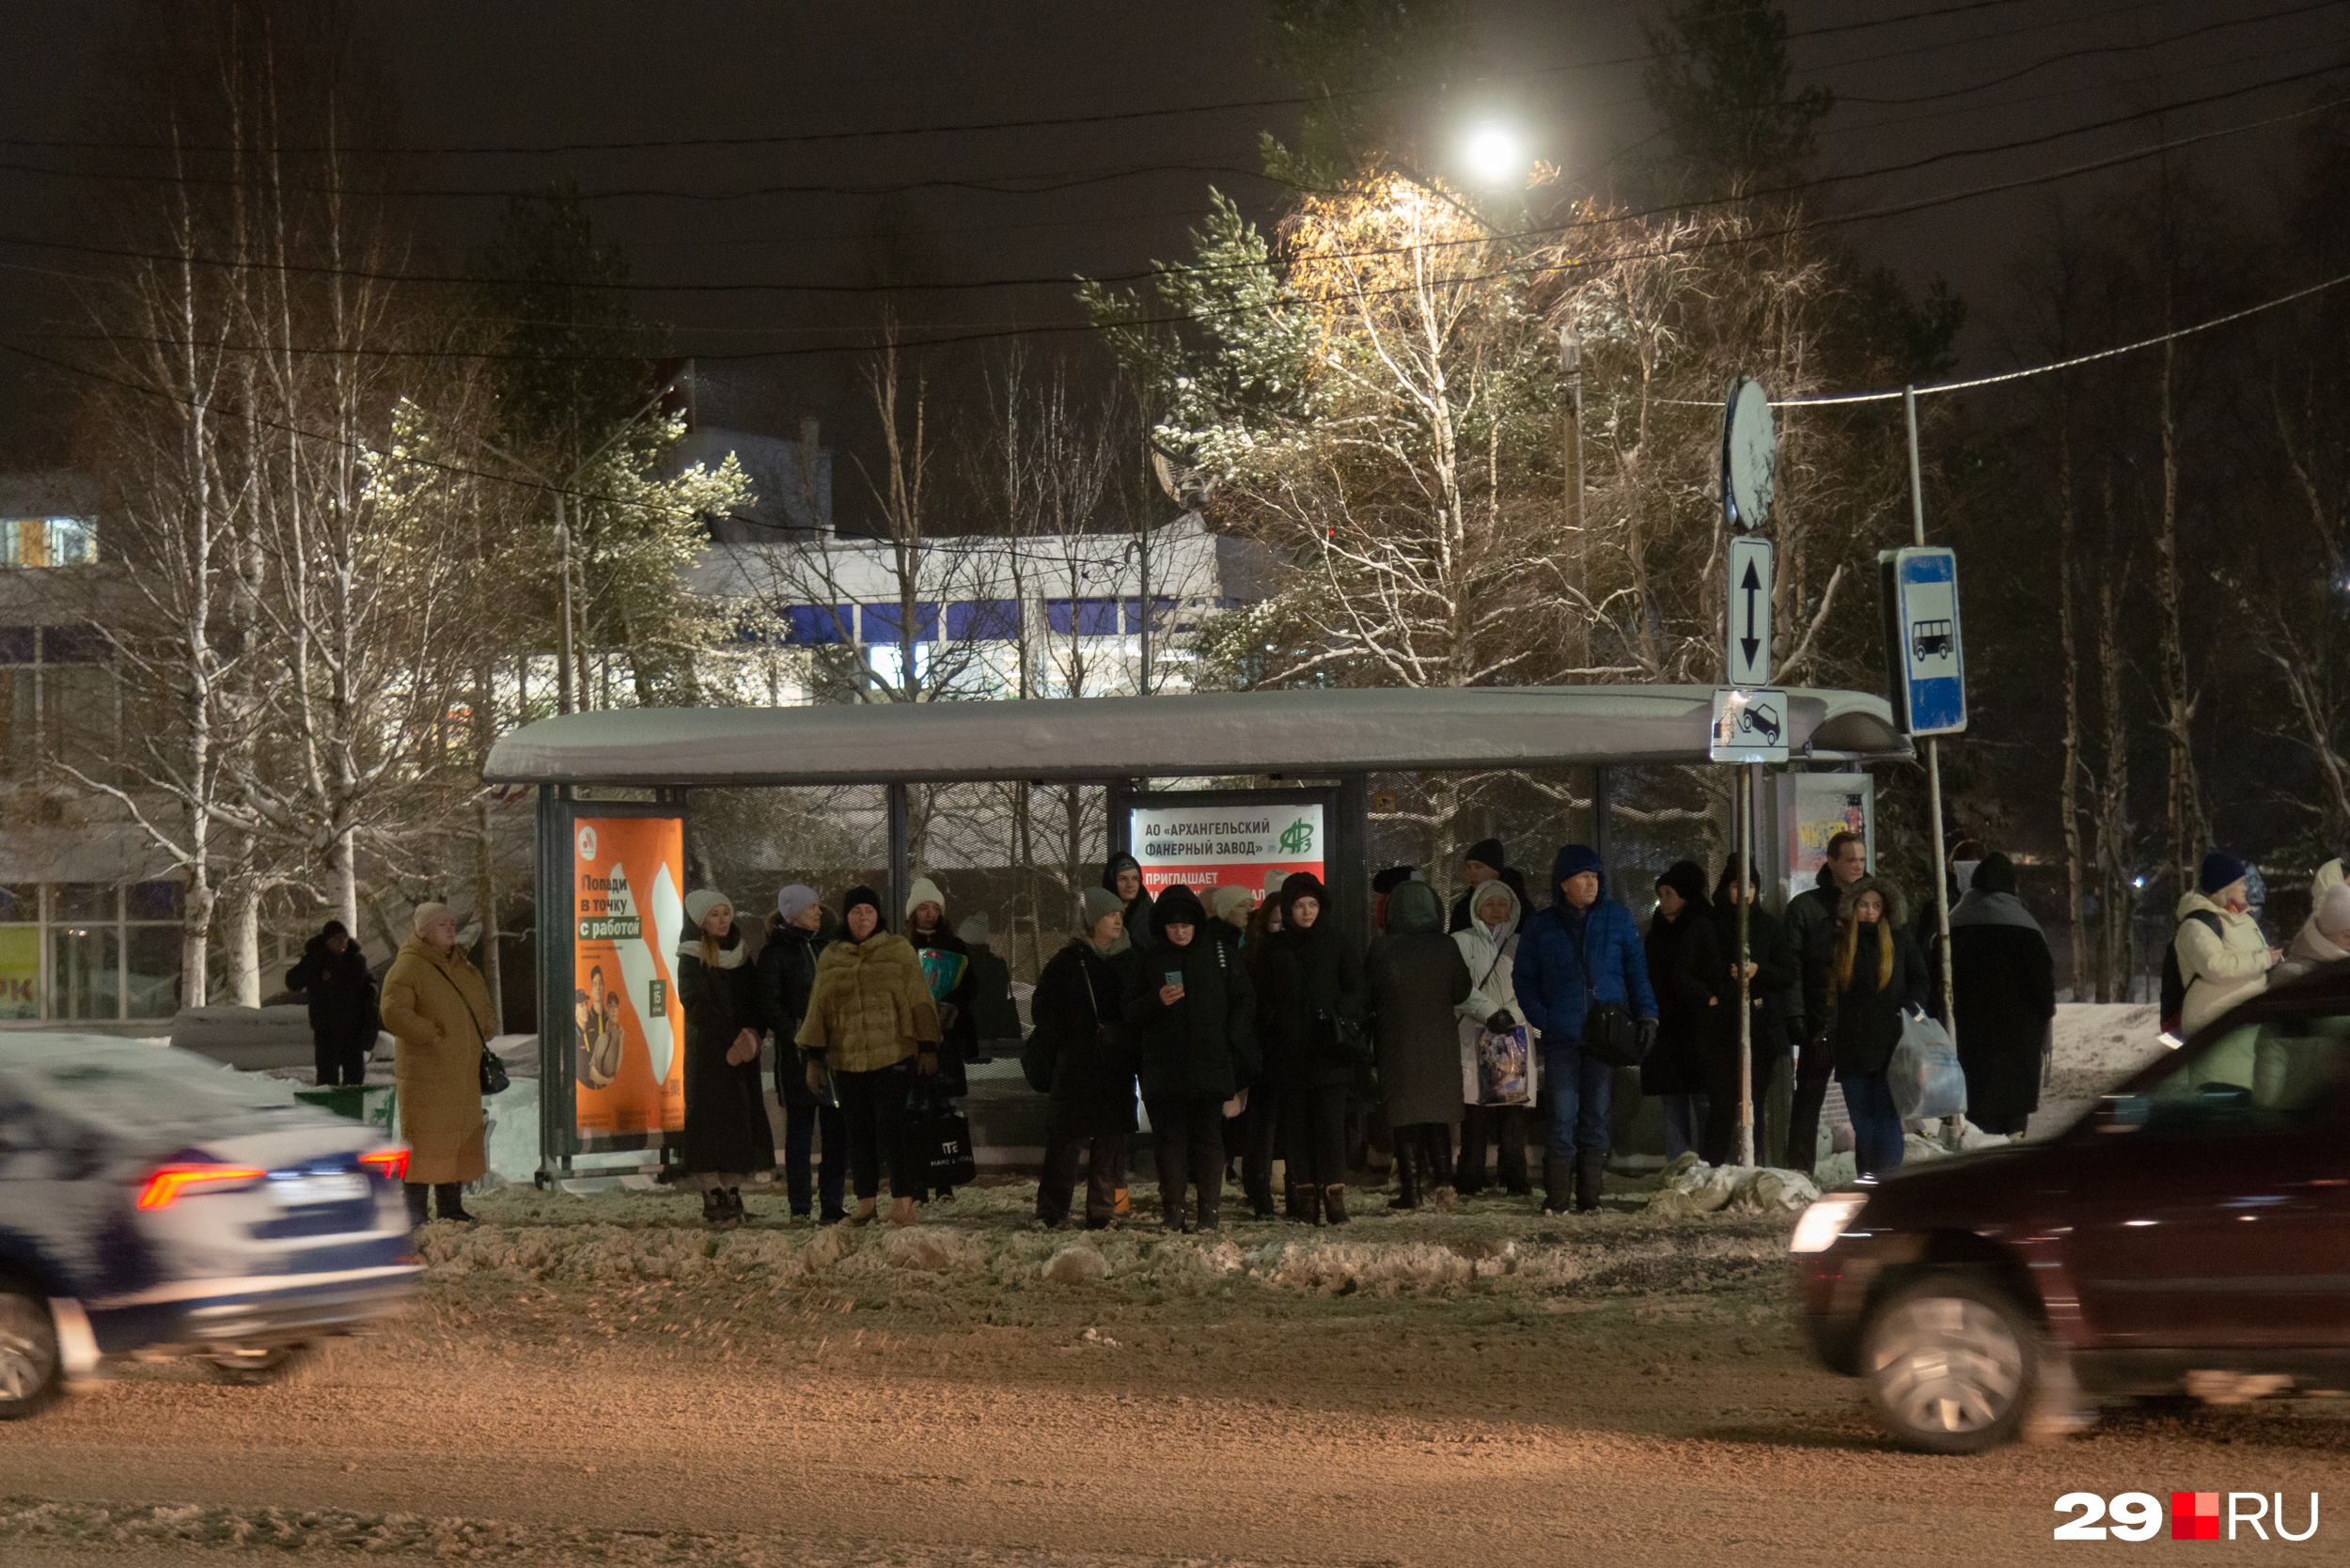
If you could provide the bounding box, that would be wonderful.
[2159,909,2226,1040]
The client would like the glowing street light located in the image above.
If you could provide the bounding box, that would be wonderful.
[1464,124,1523,186]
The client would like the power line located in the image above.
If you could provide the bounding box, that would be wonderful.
[17,88,2342,374]
[1833,0,2348,107]
[1,57,2334,310]
[0,0,2057,160]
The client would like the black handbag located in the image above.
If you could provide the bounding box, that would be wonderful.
[427,960,509,1095]
[916,1109,978,1189]
[1580,1001,1643,1069]
[1572,920,1647,1070]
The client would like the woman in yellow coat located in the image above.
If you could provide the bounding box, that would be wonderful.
[380,902,494,1226]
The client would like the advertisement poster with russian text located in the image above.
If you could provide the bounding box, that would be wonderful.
[572,816,685,1137]
[1129,801,1324,904]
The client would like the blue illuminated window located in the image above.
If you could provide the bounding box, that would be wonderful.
[946,600,1021,641]
[861,603,939,644]
[1047,598,1119,636]
[782,604,855,646]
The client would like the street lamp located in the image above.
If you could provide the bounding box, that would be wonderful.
[1465,125,1523,187]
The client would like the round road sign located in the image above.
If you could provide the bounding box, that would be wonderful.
[1721,376,1777,531]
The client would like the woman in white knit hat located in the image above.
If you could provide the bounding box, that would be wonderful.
[677,889,774,1227]
[901,875,973,1200]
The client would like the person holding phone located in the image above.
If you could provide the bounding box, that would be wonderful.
[1122,884,1257,1233]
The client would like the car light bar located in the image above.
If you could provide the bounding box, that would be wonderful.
[137,1163,266,1209]
[1789,1192,1870,1254]
[358,1148,412,1183]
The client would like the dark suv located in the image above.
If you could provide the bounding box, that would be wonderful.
[1794,964,2350,1452]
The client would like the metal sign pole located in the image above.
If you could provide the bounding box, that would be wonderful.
[1735,765,1754,1167]
[1904,387,1958,1067]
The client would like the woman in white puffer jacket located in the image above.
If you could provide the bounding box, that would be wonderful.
[1451,878,1537,1197]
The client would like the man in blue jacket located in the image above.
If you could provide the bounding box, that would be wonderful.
[1512,844,1658,1213]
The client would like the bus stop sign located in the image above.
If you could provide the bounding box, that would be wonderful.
[1880,546,1966,736]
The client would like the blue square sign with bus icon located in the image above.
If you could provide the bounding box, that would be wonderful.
[1880,546,1966,736]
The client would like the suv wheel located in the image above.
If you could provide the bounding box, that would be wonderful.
[1861,1271,2039,1454]
[0,1287,62,1419]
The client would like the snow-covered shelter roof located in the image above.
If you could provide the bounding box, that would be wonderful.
[484,685,1909,788]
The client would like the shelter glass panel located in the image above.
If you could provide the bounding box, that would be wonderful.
[51,924,119,1021]
[124,925,179,1019]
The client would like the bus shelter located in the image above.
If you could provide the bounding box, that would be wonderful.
[482,684,1910,1182]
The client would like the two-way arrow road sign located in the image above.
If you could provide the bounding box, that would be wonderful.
[1727,536,1774,687]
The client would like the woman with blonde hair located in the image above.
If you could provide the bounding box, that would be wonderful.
[677,889,773,1228]
[1827,875,1930,1176]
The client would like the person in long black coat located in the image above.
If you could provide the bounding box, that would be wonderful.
[1639,862,1710,1159]
[286,919,377,1086]
[1366,880,1471,1209]
[1675,857,1799,1168]
[677,890,775,1227]
[1027,886,1140,1228]
[1942,853,2056,1137]
[759,885,845,1224]
[1121,884,1257,1232]
[1829,877,1931,1177]
[1254,871,1368,1225]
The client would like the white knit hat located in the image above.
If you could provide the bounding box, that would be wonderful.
[412,902,454,938]
[904,875,947,918]
[683,889,732,928]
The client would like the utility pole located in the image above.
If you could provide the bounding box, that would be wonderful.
[1559,323,1588,670]
[554,492,575,715]
[1904,387,1959,1064]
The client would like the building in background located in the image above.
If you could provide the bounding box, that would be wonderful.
[0,470,182,1027]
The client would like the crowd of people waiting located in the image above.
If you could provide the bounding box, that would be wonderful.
[338,828,2342,1234]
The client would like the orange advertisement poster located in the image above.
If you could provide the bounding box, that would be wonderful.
[571,816,686,1137]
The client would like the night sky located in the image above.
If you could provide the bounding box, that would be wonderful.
[0,0,2341,472]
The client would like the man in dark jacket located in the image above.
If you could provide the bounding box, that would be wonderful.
[1674,857,1798,1168]
[1122,884,1257,1232]
[286,920,376,1086]
[1027,886,1138,1228]
[759,885,845,1224]
[1448,838,1533,933]
[1103,853,1154,938]
[1785,829,1868,1177]
[1942,853,2056,1137]
[1512,845,1657,1214]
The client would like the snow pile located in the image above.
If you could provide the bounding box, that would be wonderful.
[878,1224,988,1273]
[1149,1236,1246,1291]
[1250,1238,1479,1294]
[1642,1153,1818,1216]
[417,1220,824,1285]
[1040,1243,1110,1283]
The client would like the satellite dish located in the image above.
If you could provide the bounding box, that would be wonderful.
[1721,376,1777,532]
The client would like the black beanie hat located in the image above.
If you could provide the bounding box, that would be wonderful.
[1656,860,1707,906]
[1278,871,1328,919]
[1371,865,1418,895]
[1465,838,1505,870]
[1969,853,2017,896]
[841,885,883,925]
[1152,883,1208,937]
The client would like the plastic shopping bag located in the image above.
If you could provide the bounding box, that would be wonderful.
[1888,1009,1966,1121]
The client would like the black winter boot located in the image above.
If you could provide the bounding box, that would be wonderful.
[1288,1180,1321,1226]
[1386,1143,1420,1212]
[1322,1184,1350,1225]
[1541,1157,1573,1215]
[403,1182,430,1228]
[1429,1139,1458,1211]
[702,1189,725,1226]
[1574,1151,1606,1214]
[1246,1177,1276,1220]
[433,1183,475,1224]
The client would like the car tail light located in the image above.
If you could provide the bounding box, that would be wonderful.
[137,1163,265,1209]
[359,1147,411,1183]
